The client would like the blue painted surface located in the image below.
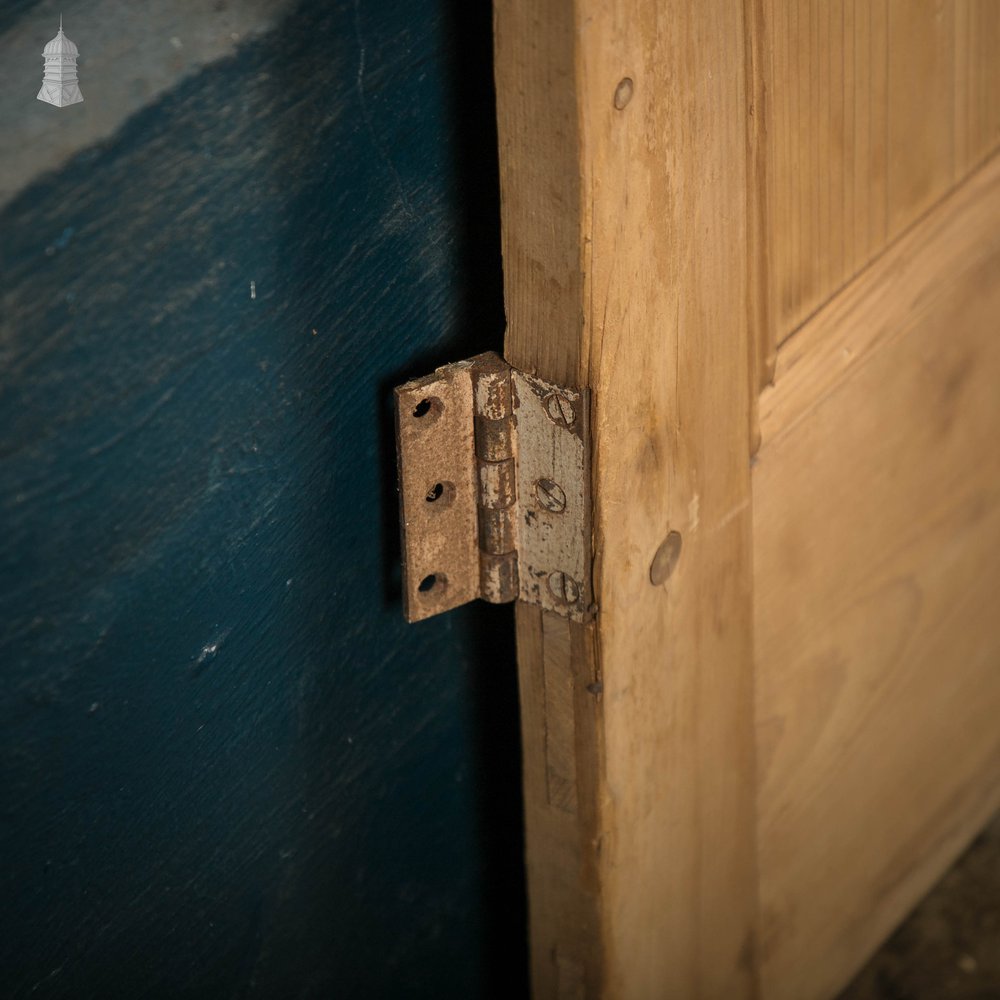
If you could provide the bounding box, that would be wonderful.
[0,1,524,996]
[0,0,41,37]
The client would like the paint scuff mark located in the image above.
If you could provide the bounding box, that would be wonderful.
[193,626,233,669]
[44,226,75,256]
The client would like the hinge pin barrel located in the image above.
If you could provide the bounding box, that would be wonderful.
[473,357,519,603]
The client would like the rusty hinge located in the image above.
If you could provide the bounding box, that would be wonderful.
[394,352,593,624]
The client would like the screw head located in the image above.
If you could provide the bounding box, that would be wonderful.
[649,531,683,586]
[544,392,576,427]
[614,77,634,110]
[534,478,567,513]
[547,571,580,606]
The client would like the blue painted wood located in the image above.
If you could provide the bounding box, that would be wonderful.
[0,0,41,38]
[0,1,525,996]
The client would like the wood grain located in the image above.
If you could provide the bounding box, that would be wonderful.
[955,0,1000,177]
[754,153,1000,1000]
[495,0,584,386]
[749,0,1000,389]
[496,0,759,995]
[515,605,604,997]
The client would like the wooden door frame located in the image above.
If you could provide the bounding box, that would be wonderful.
[495,1,759,995]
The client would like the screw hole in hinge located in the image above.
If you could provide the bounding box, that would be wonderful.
[418,573,447,595]
[424,481,455,508]
[412,396,443,421]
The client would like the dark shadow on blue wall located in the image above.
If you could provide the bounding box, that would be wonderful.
[439,2,528,995]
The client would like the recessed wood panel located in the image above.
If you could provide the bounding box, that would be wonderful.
[754,155,1000,1000]
[750,0,1000,391]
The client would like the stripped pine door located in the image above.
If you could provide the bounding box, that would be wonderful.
[494,1,1000,997]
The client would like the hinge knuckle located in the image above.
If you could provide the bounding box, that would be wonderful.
[478,506,517,553]
[472,356,512,419]
[477,459,516,509]
[473,359,518,604]
[480,550,519,604]
[473,415,513,463]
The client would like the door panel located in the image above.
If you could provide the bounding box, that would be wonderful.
[754,155,1000,1000]
[749,0,1000,391]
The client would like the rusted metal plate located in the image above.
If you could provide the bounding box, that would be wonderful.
[511,370,593,622]
[394,361,479,622]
